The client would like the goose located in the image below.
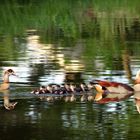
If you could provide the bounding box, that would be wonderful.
[92,80,134,94]
[93,69,140,94]
[0,69,17,90]
[133,69,140,92]
[93,83,134,103]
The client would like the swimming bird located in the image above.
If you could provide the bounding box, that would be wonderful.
[92,70,140,103]
[92,80,134,94]
[93,69,140,94]
[0,69,17,90]
[92,82,134,103]
[133,69,140,92]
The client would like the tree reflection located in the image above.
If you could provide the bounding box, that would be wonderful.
[125,18,140,41]
[122,49,133,83]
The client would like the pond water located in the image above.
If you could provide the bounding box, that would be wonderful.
[0,1,140,140]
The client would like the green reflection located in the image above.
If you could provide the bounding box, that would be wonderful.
[0,0,140,79]
[1,1,140,140]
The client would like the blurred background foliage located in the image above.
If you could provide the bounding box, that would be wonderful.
[0,0,140,74]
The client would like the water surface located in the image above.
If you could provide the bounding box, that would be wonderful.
[0,1,140,140]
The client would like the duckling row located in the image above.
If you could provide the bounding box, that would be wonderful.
[31,83,95,95]
[30,80,134,104]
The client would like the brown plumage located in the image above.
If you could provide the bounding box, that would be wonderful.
[92,80,134,93]
[133,70,140,92]
[0,69,17,90]
[92,79,135,103]
[94,69,140,93]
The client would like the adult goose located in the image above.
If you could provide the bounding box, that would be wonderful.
[93,69,140,94]
[92,80,134,94]
[133,69,140,92]
[0,69,17,90]
[90,81,133,103]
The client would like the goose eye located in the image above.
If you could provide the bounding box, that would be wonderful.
[7,69,13,73]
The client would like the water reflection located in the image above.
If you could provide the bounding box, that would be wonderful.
[94,91,133,104]
[15,30,86,85]
[0,27,140,140]
[26,34,48,64]
[0,90,17,110]
[60,102,131,139]
[0,1,140,140]
[0,89,139,140]
[3,91,18,110]
[134,92,140,114]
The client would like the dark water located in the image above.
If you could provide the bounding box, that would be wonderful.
[0,1,140,140]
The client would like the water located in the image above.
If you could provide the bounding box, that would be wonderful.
[0,1,140,140]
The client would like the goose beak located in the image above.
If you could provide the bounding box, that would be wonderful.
[11,72,18,77]
[12,72,16,76]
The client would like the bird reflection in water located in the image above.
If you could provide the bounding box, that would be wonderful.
[94,91,133,104]
[134,92,140,114]
[0,69,18,110]
[2,90,18,110]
